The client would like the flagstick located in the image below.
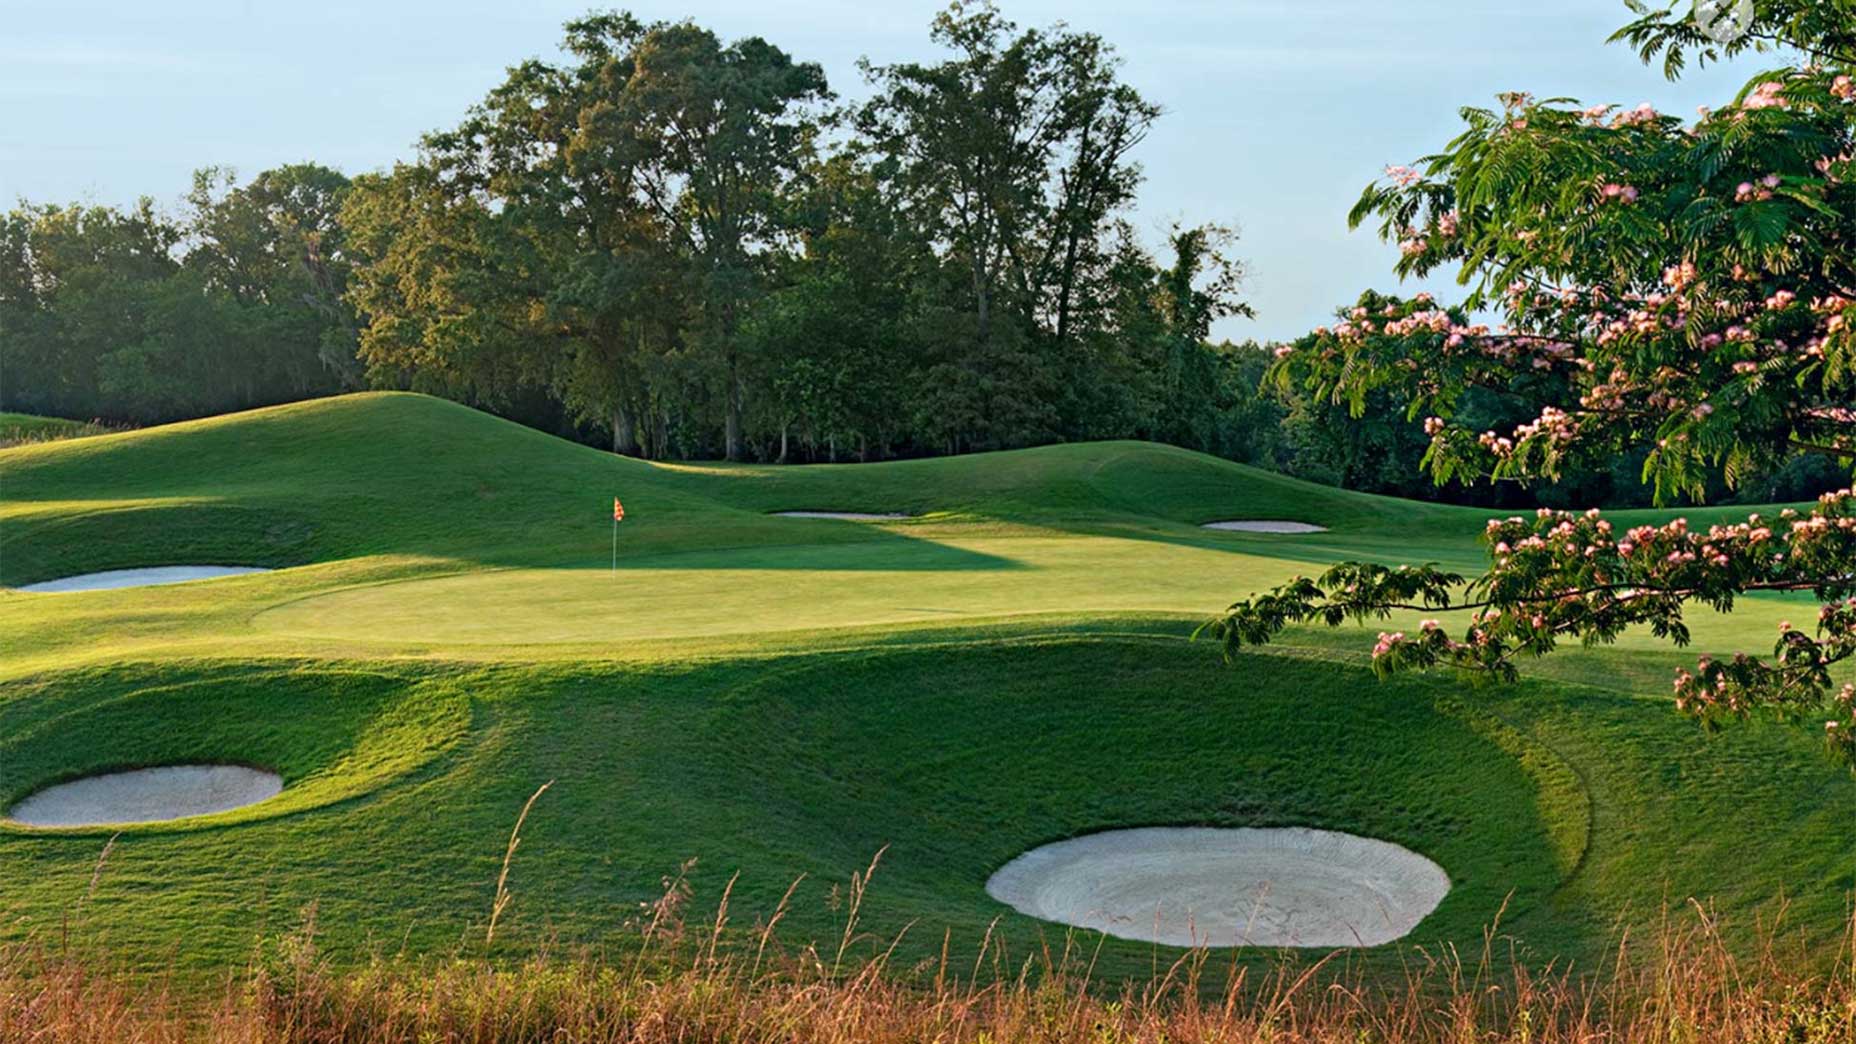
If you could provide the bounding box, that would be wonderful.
[611,514,617,574]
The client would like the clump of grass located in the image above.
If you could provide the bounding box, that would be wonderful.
[0,413,123,448]
[2,868,1850,1042]
[486,780,552,947]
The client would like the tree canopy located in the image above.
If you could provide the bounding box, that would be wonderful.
[1,165,359,424]
[321,3,1252,462]
[1210,0,1856,763]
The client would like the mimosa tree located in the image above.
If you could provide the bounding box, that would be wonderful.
[1209,0,1856,760]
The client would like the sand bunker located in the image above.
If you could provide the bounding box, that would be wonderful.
[773,511,914,521]
[986,826,1448,948]
[1201,521,1328,534]
[8,765,283,827]
[15,566,272,593]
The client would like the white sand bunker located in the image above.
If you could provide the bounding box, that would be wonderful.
[8,765,283,827]
[773,511,913,521]
[1201,521,1328,534]
[987,826,1449,948]
[16,566,272,593]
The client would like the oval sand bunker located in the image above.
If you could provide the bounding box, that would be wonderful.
[8,765,283,827]
[987,826,1448,948]
[773,511,913,521]
[1201,521,1327,534]
[17,566,272,593]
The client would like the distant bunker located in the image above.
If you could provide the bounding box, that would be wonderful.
[1200,521,1328,534]
[15,566,272,593]
[986,826,1449,948]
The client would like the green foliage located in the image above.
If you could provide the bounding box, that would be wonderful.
[331,4,1258,462]
[1224,3,1856,763]
[0,166,358,424]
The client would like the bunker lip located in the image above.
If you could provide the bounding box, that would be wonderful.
[986,826,1449,949]
[772,510,916,521]
[1201,520,1328,534]
[14,566,273,593]
[7,765,284,827]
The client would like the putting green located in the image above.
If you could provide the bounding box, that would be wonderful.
[252,536,1306,645]
[1,393,1850,980]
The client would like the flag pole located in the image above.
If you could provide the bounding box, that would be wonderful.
[611,512,617,574]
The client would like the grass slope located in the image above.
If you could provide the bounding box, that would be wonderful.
[0,393,1850,982]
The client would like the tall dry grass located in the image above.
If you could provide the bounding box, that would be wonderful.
[5,790,1850,1041]
[0,417,124,449]
[3,868,1851,1042]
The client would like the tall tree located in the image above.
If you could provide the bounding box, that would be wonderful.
[0,200,178,420]
[858,2,1158,449]
[184,163,362,390]
[600,18,830,459]
[344,13,825,460]
[743,154,918,462]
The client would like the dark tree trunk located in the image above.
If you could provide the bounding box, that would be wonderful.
[972,256,992,345]
[725,372,743,461]
[612,407,639,456]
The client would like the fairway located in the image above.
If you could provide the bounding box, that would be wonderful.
[2,393,1852,982]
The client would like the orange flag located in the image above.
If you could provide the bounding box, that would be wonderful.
[613,497,625,522]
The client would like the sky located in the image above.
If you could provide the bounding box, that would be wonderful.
[2,0,1773,342]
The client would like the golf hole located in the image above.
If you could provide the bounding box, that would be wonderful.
[1201,521,1328,534]
[8,765,284,827]
[773,511,915,521]
[15,566,273,593]
[986,826,1449,948]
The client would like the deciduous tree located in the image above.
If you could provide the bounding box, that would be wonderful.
[1209,2,1856,762]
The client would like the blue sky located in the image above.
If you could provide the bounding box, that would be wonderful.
[3,1,1771,341]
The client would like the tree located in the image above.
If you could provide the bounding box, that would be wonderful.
[342,162,546,408]
[1208,0,1856,762]
[742,155,916,462]
[2,166,361,424]
[0,200,179,421]
[344,13,826,460]
[184,163,362,390]
[603,18,830,459]
[858,1,1158,450]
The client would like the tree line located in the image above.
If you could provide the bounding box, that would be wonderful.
[4,5,1266,466]
[2,3,1841,508]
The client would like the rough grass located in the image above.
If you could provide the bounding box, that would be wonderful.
[0,392,1851,994]
[0,411,117,449]
[5,890,1852,1043]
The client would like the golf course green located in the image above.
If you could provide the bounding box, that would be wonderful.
[1,392,1851,978]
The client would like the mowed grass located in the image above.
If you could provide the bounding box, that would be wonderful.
[0,393,1851,982]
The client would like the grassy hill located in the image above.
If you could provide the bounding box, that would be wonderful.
[0,392,1485,580]
[0,392,1850,982]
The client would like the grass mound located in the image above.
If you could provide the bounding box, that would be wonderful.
[2,393,1485,584]
[0,664,468,833]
